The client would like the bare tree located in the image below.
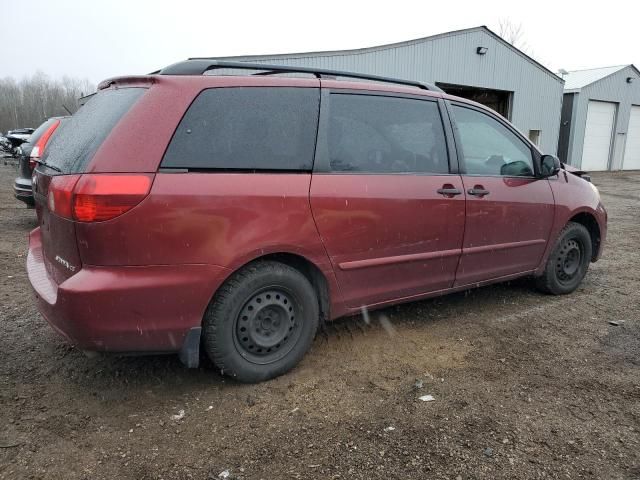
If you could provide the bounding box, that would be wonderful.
[0,72,95,133]
[497,19,535,58]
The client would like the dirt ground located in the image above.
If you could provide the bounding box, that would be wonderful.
[0,160,638,480]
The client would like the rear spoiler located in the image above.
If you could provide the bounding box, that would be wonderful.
[97,75,157,91]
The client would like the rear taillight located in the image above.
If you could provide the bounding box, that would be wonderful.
[73,174,153,222]
[48,175,81,219]
[30,120,61,171]
[47,174,153,222]
[28,146,40,170]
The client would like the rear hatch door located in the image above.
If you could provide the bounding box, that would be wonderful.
[33,170,82,284]
[33,87,146,284]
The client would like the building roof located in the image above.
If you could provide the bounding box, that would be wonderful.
[561,65,632,91]
[214,26,563,84]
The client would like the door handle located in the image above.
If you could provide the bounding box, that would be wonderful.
[437,185,462,197]
[467,186,490,197]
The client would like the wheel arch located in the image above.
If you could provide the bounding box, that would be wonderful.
[257,252,331,326]
[568,211,601,261]
[212,251,333,327]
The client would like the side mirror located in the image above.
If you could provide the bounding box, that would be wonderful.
[539,154,561,178]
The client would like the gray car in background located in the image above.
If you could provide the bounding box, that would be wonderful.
[14,117,67,206]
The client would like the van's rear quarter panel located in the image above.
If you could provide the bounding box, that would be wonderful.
[85,80,196,173]
[75,173,342,311]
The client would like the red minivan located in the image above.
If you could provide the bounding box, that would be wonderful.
[27,60,607,382]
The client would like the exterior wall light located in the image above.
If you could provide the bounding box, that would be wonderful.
[627,77,634,84]
[477,47,488,55]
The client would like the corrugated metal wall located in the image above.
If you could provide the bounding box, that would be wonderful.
[219,27,564,154]
[566,66,640,169]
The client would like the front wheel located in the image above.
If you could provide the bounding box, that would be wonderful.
[203,261,319,383]
[536,222,592,295]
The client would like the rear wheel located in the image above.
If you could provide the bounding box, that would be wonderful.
[203,261,319,383]
[536,222,592,295]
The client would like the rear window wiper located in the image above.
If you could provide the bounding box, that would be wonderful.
[35,159,62,173]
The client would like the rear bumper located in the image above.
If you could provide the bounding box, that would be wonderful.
[27,227,230,353]
[14,177,34,205]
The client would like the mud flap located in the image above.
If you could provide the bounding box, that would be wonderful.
[178,327,201,368]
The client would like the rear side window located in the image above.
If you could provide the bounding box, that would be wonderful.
[162,87,319,171]
[326,94,449,174]
[41,88,145,173]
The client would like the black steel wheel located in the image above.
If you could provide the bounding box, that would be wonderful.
[536,222,592,295]
[203,261,319,383]
[234,288,302,364]
[555,238,583,285]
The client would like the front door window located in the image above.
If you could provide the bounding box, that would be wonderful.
[451,105,534,177]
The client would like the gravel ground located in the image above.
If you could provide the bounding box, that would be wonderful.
[0,162,638,480]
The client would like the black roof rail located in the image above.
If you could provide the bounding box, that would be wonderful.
[156,59,443,93]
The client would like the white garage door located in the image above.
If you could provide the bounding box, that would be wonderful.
[581,101,616,171]
[623,105,640,170]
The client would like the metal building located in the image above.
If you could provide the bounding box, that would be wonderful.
[558,65,640,170]
[217,26,564,154]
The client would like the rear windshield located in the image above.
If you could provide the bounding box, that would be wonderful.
[161,87,319,171]
[41,88,145,173]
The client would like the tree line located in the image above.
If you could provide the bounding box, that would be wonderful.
[0,72,94,133]
[0,22,529,135]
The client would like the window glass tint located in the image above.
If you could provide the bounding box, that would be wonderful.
[327,94,448,174]
[452,105,534,177]
[162,87,319,170]
[42,88,145,173]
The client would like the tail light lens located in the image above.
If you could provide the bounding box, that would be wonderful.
[47,173,153,222]
[29,120,61,171]
[73,174,153,222]
[48,175,81,219]
[28,148,39,170]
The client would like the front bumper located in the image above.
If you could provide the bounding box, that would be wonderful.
[14,177,34,205]
[27,227,230,353]
[593,201,607,261]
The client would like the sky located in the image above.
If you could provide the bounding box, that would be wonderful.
[0,0,637,85]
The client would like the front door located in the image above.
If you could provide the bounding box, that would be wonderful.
[310,92,466,308]
[448,103,555,286]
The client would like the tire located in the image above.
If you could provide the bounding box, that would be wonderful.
[203,261,319,383]
[536,222,592,295]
